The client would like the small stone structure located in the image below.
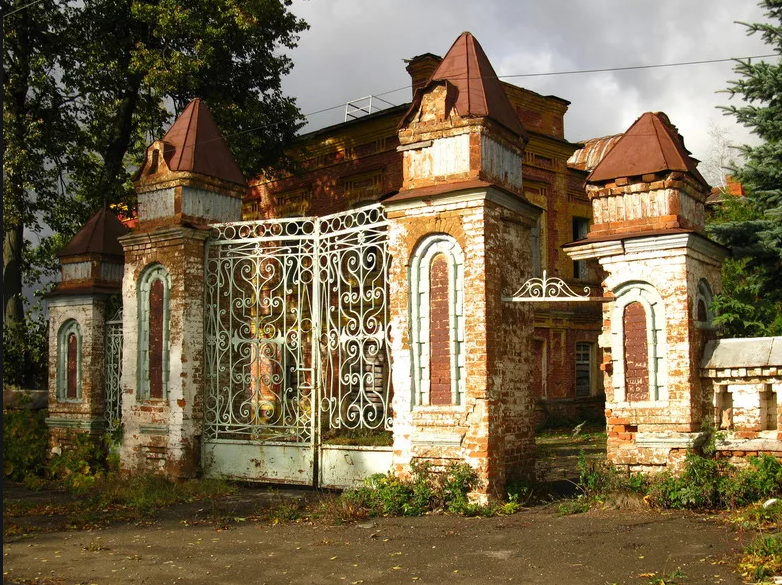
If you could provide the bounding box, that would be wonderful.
[565,112,780,470]
[45,32,780,494]
[701,337,781,463]
[45,209,128,448]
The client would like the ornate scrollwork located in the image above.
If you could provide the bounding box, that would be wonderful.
[204,204,392,444]
[503,270,593,302]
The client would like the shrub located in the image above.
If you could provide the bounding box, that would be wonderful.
[336,462,482,518]
[48,432,110,491]
[646,454,781,510]
[738,533,782,582]
[3,407,49,481]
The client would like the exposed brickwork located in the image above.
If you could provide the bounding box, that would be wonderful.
[623,302,649,402]
[46,297,110,451]
[429,254,452,405]
[148,279,165,400]
[585,172,708,238]
[245,58,603,421]
[66,333,78,399]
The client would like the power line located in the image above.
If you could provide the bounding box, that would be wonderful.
[500,54,778,78]
[215,52,777,143]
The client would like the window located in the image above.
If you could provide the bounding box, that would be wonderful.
[57,320,82,401]
[694,279,714,328]
[610,281,667,402]
[715,386,733,430]
[575,342,593,397]
[572,217,590,279]
[760,384,778,431]
[138,264,170,400]
[410,235,465,406]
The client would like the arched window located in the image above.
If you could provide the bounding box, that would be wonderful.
[694,279,714,328]
[610,282,667,402]
[138,264,170,400]
[57,320,82,401]
[410,235,465,406]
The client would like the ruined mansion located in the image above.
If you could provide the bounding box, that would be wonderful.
[45,32,781,497]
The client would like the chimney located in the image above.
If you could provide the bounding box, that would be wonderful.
[404,53,442,99]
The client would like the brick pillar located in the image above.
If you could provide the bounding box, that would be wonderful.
[117,98,245,478]
[119,227,213,478]
[46,296,111,448]
[44,209,127,452]
[563,111,727,472]
[386,188,539,499]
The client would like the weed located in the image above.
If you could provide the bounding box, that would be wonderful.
[557,496,590,516]
[738,533,782,582]
[267,501,304,524]
[646,454,781,511]
[330,461,485,520]
[645,567,687,584]
[730,499,782,530]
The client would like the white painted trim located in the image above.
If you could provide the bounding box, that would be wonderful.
[610,281,668,402]
[409,234,465,407]
[137,264,171,400]
[56,319,82,401]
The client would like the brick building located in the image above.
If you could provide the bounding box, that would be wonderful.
[245,33,605,426]
[45,31,780,496]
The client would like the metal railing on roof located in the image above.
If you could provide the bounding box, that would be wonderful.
[344,95,396,122]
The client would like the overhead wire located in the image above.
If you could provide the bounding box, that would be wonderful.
[213,52,778,145]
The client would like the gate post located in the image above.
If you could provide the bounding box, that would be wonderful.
[385,32,541,499]
[45,209,127,451]
[118,99,245,478]
[564,112,726,472]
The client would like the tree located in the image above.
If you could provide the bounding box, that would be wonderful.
[708,0,782,337]
[3,0,308,384]
[63,0,308,211]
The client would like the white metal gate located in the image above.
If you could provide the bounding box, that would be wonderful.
[104,305,123,434]
[202,205,393,487]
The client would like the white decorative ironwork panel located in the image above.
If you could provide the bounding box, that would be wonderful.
[204,205,392,450]
[503,270,596,302]
[104,306,123,433]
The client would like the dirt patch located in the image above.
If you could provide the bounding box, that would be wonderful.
[2,431,755,585]
[3,499,749,585]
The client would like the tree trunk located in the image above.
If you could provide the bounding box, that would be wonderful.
[3,223,25,327]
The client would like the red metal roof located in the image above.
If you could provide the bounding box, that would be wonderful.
[402,32,527,138]
[587,112,707,187]
[159,98,245,186]
[57,208,129,258]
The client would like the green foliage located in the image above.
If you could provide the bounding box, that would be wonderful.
[557,496,590,516]
[48,433,110,491]
[3,0,308,372]
[576,450,648,498]
[2,303,49,389]
[2,407,49,481]
[709,0,782,336]
[646,454,782,510]
[739,533,782,582]
[337,462,482,519]
[709,197,782,336]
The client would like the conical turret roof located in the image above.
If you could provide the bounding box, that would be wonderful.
[588,112,707,187]
[57,208,128,258]
[402,32,526,138]
[155,98,245,186]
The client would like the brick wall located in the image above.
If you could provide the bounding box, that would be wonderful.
[429,254,452,405]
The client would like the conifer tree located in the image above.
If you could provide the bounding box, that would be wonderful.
[709,0,782,336]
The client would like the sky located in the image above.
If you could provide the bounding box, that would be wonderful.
[280,0,774,186]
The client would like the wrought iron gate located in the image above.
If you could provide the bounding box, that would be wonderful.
[202,205,393,487]
[104,306,123,433]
